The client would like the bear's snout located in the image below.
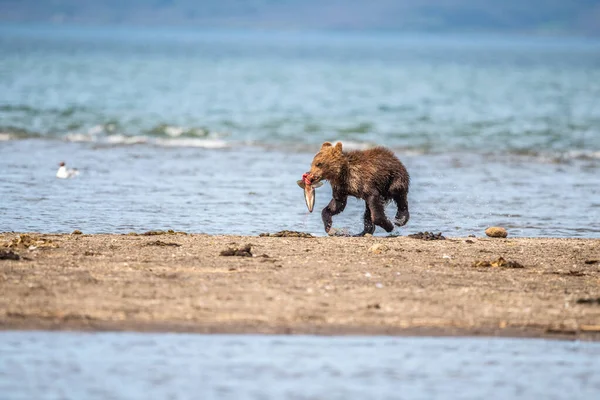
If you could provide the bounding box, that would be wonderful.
[307,173,322,184]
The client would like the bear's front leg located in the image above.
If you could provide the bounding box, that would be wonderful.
[321,196,347,233]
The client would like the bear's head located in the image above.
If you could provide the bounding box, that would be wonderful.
[308,142,345,183]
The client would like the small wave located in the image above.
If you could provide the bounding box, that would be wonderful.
[0,104,88,116]
[0,126,41,140]
[0,121,598,161]
[98,135,228,148]
[65,133,95,142]
[154,138,228,148]
[339,140,375,151]
[502,149,600,164]
[0,104,37,113]
[85,122,119,136]
[563,150,600,161]
[87,125,104,136]
[106,135,149,145]
[145,124,211,138]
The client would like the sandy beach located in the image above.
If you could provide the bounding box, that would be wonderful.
[1,231,599,340]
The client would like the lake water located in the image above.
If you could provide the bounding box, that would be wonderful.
[1,332,599,400]
[2,27,599,400]
[1,25,599,237]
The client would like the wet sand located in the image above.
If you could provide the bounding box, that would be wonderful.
[1,232,599,340]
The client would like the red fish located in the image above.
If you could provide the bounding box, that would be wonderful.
[297,173,322,212]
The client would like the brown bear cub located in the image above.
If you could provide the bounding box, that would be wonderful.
[305,142,410,236]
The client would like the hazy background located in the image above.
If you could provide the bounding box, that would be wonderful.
[1,0,600,35]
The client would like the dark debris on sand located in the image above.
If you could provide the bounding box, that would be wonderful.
[144,240,181,247]
[472,257,524,269]
[259,231,314,238]
[3,234,58,249]
[0,249,21,260]
[142,230,188,236]
[548,270,587,277]
[576,298,600,305]
[125,230,188,236]
[408,232,446,240]
[220,244,253,257]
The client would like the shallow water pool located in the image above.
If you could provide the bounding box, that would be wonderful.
[1,332,599,400]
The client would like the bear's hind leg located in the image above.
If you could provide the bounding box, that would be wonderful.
[392,190,410,227]
[367,195,394,232]
[354,203,375,236]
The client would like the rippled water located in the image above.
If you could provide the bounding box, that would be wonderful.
[1,332,599,400]
[1,25,599,236]
[1,140,599,237]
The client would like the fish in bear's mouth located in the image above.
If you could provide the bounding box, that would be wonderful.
[297,173,323,212]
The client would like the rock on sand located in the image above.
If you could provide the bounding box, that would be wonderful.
[369,243,389,254]
[485,227,508,238]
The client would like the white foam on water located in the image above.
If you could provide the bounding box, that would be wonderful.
[148,124,212,138]
[337,140,373,151]
[164,126,186,137]
[154,138,229,148]
[105,135,149,145]
[564,150,600,160]
[53,132,232,148]
[87,125,105,136]
[65,133,95,142]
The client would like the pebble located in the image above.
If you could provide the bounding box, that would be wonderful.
[485,226,508,238]
[368,243,389,254]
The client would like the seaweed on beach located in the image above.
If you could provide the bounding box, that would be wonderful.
[3,234,58,249]
[408,232,446,240]
[0,249,21,260]
[122,230,188,236]
[142,229,188,236]
[144,240,181,247]
[259,231,314,238]
[576,298,600,305]
[472,257,524,269]
[549,270,587,277]
[220,244,253,257]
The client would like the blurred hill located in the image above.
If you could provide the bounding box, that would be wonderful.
[1,0,599,35]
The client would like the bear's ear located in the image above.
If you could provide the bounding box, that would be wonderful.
[321,142,332,149]
[334,142,343,153]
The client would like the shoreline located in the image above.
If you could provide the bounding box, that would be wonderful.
[1,232,599,340]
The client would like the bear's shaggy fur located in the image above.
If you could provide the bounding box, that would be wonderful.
[306,142,410,236]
